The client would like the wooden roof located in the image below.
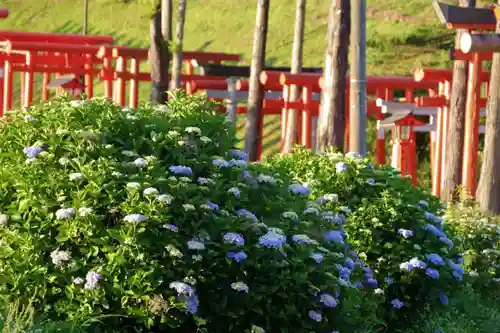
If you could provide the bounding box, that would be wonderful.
[47,76,85,89]
[433,1,497,30]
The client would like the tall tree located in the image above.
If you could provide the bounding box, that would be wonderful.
[440,0,476,203]
[245,0,270,161]
[316,0,350,152]
[283,0,306,154]
[149,0,169,104]
[170,0,187,91]
[476,7,500,215]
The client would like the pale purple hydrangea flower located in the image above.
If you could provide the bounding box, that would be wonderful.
[391,299,404,309]
[289,184,311,195]
[123,213,147,224]
[169,165,192,175]
[231,281,249,292]
[187,240,205,250]
[228,159,248,168]
[409,258,428,269]
[56,208,75,220]
[227,250,248,263]
[319,293,337,308]
[84,270,102,290]
[308,310,322,322]
[23,146,44,159]
[335,162,348,173]
[310,252,324,263]
[213,159,230,168]
[231,149,249,161]
[223,232,245,246]
[258,231,286,248]
[169,281,194,296]
[397,228,414,238]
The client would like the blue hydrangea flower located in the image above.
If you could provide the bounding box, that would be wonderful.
[439,291,449,306]
[439,237,454,249]
[288,184,311,196]
[367,178,375,185]
[409,258,428,269]
[228,159,248,168]
[231,149,249,161]
[213,159,230,168]
[319,293,338,308]
[23,146,44,159]
[354,281,364,289]
[425,268,440,280]
[364,278,378,288]
[227,250,248,263]
[228,187,241,198]
[391,299,404,309]
[162,224,178,232]
[424,211,443,225]
[169,165,192,175]
[384,277,394,285]
[400,262,414,271]
[344,258,355,269]
[292,234,317,245]
[236,209,258,222]
[339,267,351,281]
[308,310,322,322]
[310,252,324,263]
[186,294,199,314]
[169,281,194,296]
[223,232,245,246]
[258,231,286,248]
[207,201,219,211]
[425,224,446,238]
[427,253,445,266]
[231,281,249,292]
[397,228,414,238]
[324,230,344,245]
[335,162,348,173]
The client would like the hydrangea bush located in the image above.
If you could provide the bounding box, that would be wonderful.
[265,148,464,326]
[444,204,500,295]
[0,95,380,333]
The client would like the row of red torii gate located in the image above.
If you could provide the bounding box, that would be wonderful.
[0,2,498,198]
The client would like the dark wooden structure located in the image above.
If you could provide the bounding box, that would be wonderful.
[433,1,497,30]
[196,62,322,78]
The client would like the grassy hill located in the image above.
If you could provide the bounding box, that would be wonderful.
[3,0,489,74]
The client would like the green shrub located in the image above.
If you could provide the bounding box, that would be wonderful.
[0,95,379,333]
[265,148,463,328]
[444,204,500,296]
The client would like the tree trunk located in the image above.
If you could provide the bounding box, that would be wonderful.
[283,0,306,154]
[170,0,187,91]
[161,0,173,100]
[316,0,350,153]
[476,7,500,215]
[245,0,270,161]
[149,0,169,104]
[440,0,476,203]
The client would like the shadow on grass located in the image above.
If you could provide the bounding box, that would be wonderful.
[52,20,148,48]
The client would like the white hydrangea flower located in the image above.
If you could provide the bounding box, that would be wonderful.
[58,157,70,165]
[187,240,205,250]
[157,194,173,204]
[185,126,202,135]
[123,214,148,224]
[121,150,137,157]
[167,130,180,137]
[183,204,195,212]
[323,193,339,202]
[256,174,277,185]
[69,173,85,181]
[78,207,93,217]
[132,158,148,168]
[50,250,72,266]
[200,136,212,143]
[143,187,159,196]
[56,129,69,135]
[0,214,9,226]
[126,182,141,190]
[56,208,75,220]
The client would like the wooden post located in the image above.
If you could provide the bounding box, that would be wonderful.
[283,0,306,153]
[349,0,367,155]
[170,0,187,90]
[245,0,270,161]
[462,52,481,197]
[476,6,500,214]
[440,0,475,203]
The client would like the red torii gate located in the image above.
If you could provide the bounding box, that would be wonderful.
[0,9,8,19]
[433,1,497,197]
